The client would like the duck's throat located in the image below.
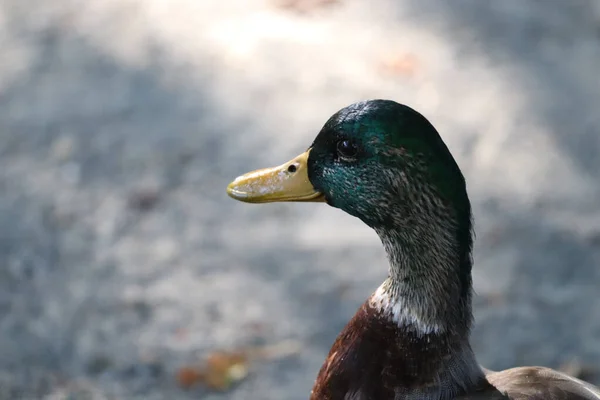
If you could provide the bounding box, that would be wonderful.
[373,226,474,336]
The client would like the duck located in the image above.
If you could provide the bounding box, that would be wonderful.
[226,100,600,400]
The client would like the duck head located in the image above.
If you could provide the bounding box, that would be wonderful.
[228,100,471,247]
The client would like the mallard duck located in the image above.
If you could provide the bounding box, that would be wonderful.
[226,100,600,400]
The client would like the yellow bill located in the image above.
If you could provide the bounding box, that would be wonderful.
[226,150,325,203]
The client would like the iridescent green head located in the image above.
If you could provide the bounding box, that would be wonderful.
[227,100,472,263]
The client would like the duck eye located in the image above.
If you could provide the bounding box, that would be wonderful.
[336,139,358,160]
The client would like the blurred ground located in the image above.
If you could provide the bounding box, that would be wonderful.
[0,0,600,399]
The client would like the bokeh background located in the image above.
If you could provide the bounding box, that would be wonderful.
[1,0,600,399]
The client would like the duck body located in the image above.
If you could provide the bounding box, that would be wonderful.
[227,100,600,400]
[309,300,497,400]
[310,298,598,400]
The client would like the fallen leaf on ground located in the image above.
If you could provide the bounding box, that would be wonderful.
[176,367,205,389]
[176,351,249,391]
[378,53,420,77]
[175,340,302,391]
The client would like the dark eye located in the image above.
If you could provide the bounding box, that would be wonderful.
[336,139,358,160]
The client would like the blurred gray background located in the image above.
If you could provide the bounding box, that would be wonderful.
[1,0,599,399]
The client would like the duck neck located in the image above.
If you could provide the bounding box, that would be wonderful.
[373,225,473,335]
[368,223,484,396]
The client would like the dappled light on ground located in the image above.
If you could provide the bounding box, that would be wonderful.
[0,0,599,398]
